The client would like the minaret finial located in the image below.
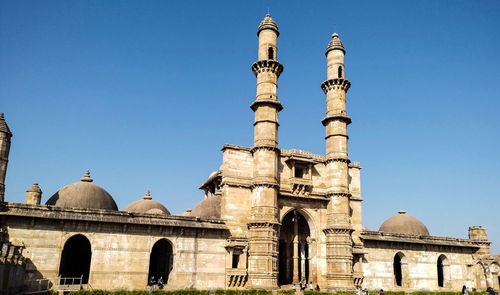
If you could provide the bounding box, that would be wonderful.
[144,189,152,200]
[80,170,93,182]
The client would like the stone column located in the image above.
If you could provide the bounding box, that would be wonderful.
[247,14,283,289]
[0,113,12,203]
[293,211,299,283]
[321,33,354,290]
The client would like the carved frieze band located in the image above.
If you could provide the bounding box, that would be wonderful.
[321,114,352,126]
[248,221,280,230]
[326,192,352,198]
[250,99,284,112]
[325,157,351,164]
[252,60,284,77]
[250,145,280,154]
[323,227,354,234]
[251,180,279,189]
[321,78,351,94]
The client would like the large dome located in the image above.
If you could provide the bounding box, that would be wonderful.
[123,190,170,215]
[379,210,429,236]
[190,195,221,219]
[46,171,118,211]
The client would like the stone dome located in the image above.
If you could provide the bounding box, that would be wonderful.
[190,195,221,219]
[123,190,170,215]
[257,14,279,36]
[379,210,429,236]
[46,171,118,211]
[326,33,345,55]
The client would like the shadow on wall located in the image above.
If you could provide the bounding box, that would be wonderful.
[0,208,49,295]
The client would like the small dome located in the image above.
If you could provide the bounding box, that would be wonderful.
[46,171,118,211]
[123,190,170,215]
[326,33,345,55]
[257,14,279,37]
[190,195,221,219]
[379,210,429,236]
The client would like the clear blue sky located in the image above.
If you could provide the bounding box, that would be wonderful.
[1,1,499,252]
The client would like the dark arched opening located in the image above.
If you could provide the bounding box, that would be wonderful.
[437,256,444,287]
[59,234,92,284]
[148,239,173,284]
[338,66,343,78]
[268,47,274,60]
[394,253,403,287]
[278,210,311,286]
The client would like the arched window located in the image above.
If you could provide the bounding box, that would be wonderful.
[338,66,343,78]
[394,253,403,286]
[437,255,450,288]
[59,234,92,284]
[268,47,274,60]
[437,256,444,287]
[148,239,173,285]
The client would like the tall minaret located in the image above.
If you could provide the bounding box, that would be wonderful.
[247,14,283,289]
[0,113,13,202]
[321,33,354,289]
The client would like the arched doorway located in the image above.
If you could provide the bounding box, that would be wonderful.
[278,210,311,285]
[59,234,92,283]
[394,252,406,287]
[437,254,449,288]
[148,239,173,284]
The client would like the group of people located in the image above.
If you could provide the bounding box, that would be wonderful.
[291,281,320,292]
[148,276,165,294]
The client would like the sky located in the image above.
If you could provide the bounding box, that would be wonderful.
[1,1,499,252]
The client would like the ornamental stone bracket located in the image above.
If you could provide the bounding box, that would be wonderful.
[289,177,312,196]
[226,268,248,288]
[251,60,284,77]
[321,78,351,94]
[323,227,354,235]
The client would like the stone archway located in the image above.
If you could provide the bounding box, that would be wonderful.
[278,210,311,286]
[59,234,92,284]
[148,239,173,284]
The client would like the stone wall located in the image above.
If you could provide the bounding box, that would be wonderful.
[1,204,228,291]
[362,237,481,291]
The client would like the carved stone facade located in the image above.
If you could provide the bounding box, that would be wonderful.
[0,14,499,294]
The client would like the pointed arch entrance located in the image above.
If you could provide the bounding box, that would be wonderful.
[58,234,92,283]
[278,210,311,285]
[148,239,173,284]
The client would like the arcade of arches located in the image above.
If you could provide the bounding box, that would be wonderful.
[278,210,312,285]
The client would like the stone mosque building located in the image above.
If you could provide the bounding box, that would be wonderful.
[0,14,499,294]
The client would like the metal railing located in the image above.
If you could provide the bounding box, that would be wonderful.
[56,275,84,291]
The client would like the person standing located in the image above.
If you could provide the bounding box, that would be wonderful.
[148,276,155,295]
[379,289,385,295]
[309,282,313,291]
[157,276,164,290]
[292,283,296,292]
[462,285,469,295]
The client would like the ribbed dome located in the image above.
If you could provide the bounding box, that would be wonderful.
[379,210,429,236]
[257,14,279,36]
[123,190,170,215]
[190,195,221,219]
[326,33,345,55]
[46,171,118,211]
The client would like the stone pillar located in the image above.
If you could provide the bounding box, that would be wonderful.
[0,113,12,203]
[247,14,283,289]
[321,33,354,290]
[293,211,299,283]
[25,183,42,205]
